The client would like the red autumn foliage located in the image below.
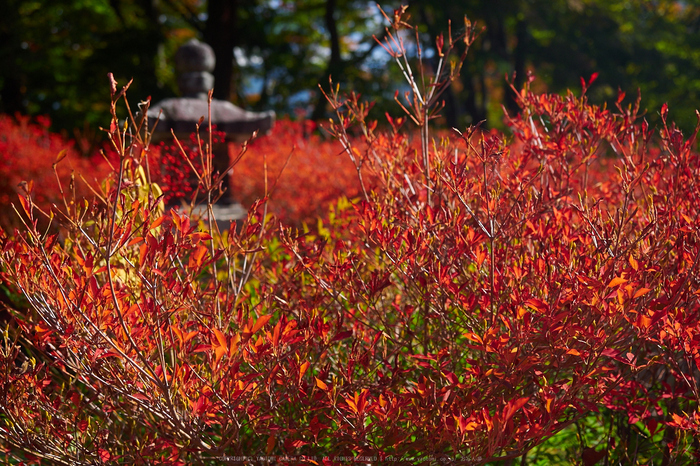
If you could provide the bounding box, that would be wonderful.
[147,120,366,224]
[230,118,366,225]
[2,8,700,465]
[151,128,227,205]
[0,114,110,230]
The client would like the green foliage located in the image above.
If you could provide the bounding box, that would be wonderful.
[5,0,700,137]
[0,0,183,135]
[393,0,700,132]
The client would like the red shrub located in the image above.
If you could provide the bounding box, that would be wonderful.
[0,114,110,230]
[228,117,462,226]
[148,127,227,205]
[144,120,364,223]
[2,13,700,465]
[230,118,365,225]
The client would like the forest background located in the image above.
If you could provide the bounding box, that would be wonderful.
[3,0,700,146]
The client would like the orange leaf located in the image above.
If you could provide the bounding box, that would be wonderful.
[464,332,483,344]
[252,315,272,334]
[504,396,529,422]
[299,361,309,382]
[607,276,627,288]
[229,334,240,357]
[190,244,208,268]
[17,194,31,218]
[475,248,486,268]
[149,215,167,231]
[171,211,182,231]
[639,315,652,329]
[127,236,144,247]
[172,326,184,345]
[346,396,358,414]
[213,328,227,349]
[524,298,548,314]
[54,149,68,166]
[214,345,226,365]
[628,254,639,271]
[190,232,213,244]
[77,419,88,432]
[138,242,148,269]
[633,288,651,299]
[315,378,328,390]
[266,435,275,454]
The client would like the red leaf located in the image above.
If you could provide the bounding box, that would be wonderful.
[436,33,444,57]
[331,330,353,342]
[582,447,605,466]
[99,449,111,462]
[108,72,117,95]
[266,435,275,454]
[588,72,599,86]
[616,89,626,104]
[272,320,281,347]
[77,419,88,433]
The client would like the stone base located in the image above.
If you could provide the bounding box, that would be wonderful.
[185,202,247,233]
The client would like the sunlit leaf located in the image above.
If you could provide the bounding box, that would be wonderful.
[607,276,628,288]
[315,378,328,390]
[251,315,272,334]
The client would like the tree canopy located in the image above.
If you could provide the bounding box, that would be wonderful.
[1,0,700,135]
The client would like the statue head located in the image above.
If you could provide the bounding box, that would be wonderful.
[174,39,216,99]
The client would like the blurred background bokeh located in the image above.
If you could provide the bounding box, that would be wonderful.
[2,0,700,137]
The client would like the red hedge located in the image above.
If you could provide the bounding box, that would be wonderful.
[1,40,700,466]
[0,114,110,230]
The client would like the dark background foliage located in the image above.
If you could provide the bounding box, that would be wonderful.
[1,0,700,138]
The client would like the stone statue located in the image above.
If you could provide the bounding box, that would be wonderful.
[149,38,274,141]
[147,38,275,206]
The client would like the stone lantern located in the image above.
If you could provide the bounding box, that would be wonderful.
[148,38,274,205]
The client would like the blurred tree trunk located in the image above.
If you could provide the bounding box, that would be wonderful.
[205,0,238,101]
[311,0,343,120]
[0,0,25,115]
[504,17,527,116]
[462,70,487,126]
